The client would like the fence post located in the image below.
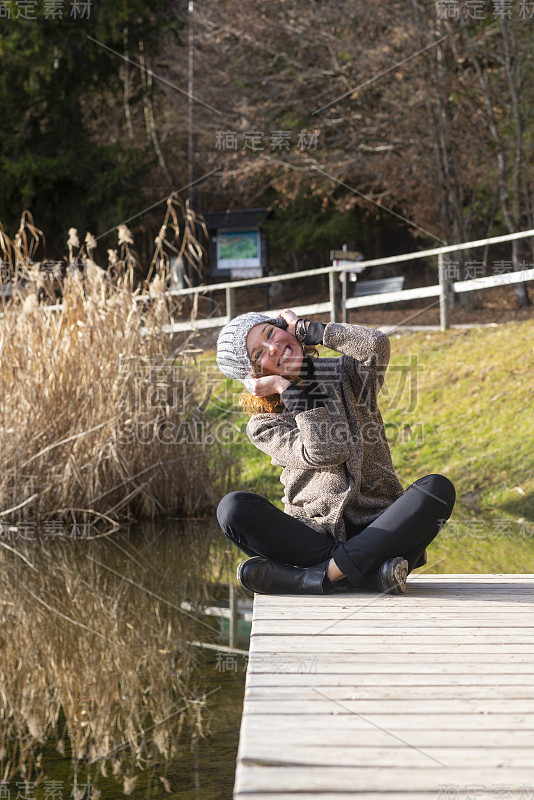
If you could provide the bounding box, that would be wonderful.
[438,253,449,331]
[228,583,238,649]
[329,268,340,323]
[341,270,348,324]
[226,286,235,322]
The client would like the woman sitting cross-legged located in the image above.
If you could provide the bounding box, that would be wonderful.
[215,309,456,595]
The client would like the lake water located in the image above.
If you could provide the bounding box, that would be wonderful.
[0,519,251,800]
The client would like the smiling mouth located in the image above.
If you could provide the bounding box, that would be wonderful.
[278,346,292,366]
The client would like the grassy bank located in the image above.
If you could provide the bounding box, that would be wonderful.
[205,318,534,573]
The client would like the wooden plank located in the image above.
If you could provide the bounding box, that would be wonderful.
[238,744,534,769]
[252,592,534,605]
[251,621,534,635]
[254,591,534,600]
[242,698,534,714]
[252,606,534,615]
[247,656,534,670]
[234,575,534,799]
[261,618,534,628]
[240,721,534,746]
[236,795,531,800]
[252,621,534,634]
[245,684,534,700]
[252,612,534,623]
[453,266,534,293]
[246,672,534,686]
[345,284,439,309]
[249,640,534,653]
[239,712,534,730]
[252,600,534,613]
[235,765,534,793]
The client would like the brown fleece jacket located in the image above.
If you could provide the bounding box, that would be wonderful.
[246,322,405,542]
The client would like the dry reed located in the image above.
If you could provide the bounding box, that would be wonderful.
[0,208,239,530]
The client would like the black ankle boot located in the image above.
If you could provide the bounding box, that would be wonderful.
[367,557,408,595]
[237,556,331,595]
[413,549,428,569]
[324,576,354,594]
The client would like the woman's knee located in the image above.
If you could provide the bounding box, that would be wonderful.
[216,491,260,529]
[422,474,456,514]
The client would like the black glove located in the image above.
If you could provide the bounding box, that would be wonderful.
[269,316,325,346]
[268,317,289,330]
[303,321,325,346]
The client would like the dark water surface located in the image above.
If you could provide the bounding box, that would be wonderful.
[0,519,250,799]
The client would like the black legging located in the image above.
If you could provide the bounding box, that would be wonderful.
[217,474,456,587]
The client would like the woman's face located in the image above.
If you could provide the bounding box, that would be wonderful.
[246,322,303,376]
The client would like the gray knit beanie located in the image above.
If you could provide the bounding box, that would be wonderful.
[216,312,273,382]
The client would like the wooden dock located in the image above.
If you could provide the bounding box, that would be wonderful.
[234,574,534,799]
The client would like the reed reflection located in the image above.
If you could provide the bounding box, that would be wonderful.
[0,519,242,798]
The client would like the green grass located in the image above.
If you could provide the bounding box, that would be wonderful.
[380,321,534,518]
[201,319,534,573]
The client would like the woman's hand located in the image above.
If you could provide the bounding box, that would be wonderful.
[280,309,308,342]
[244,374,290,396]
[279,309,299,338]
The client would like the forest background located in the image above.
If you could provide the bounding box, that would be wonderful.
[1,0,534,310]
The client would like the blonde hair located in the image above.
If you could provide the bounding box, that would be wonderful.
[238,344,319,416]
